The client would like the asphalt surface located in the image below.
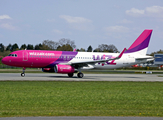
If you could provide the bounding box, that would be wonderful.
[0,73,163,81]
[0,73,163,120]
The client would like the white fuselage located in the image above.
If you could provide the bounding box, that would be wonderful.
[68,49,153,69]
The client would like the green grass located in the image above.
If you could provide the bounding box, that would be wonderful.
[158,75,163,77]
[0,81,163,117]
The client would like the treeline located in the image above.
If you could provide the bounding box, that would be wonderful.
[0,38,119,57]
[0,39,76,52]
[0,38,163,58]
[1,37,162,57]
[149,49,163,56]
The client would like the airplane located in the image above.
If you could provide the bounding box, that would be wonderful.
[1,29,154,78]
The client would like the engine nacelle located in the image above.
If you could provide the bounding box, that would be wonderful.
[42,65,75,74]
[55,64,75,73]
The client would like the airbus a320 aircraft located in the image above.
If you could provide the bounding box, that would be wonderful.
[2,29,154,78]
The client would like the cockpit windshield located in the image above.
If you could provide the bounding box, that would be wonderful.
[8,54,18,57]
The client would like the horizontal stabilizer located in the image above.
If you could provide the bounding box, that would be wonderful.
[136,56,154,61]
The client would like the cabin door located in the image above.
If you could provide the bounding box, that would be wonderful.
[23,51,28,61]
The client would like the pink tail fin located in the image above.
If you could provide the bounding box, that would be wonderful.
[125,29,153,55]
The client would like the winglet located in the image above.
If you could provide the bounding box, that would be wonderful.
[109,48,126,61]
[73,49,76,52]
[117,48,126,58]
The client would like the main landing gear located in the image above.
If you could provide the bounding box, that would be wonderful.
[21,67,26,77]
[67,72,84,78]
[77,72,84,78]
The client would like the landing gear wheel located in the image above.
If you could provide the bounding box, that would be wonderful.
[21,67,26,77]
[68,73,74,77]
[77,73,84,78]
[21,73,25,77]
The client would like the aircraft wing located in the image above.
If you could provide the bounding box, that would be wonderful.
[67,48,126,68]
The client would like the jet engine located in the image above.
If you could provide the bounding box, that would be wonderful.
[54,64,75,73]
[42,64,76,73]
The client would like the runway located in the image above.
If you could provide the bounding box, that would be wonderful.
[0,73,163,81]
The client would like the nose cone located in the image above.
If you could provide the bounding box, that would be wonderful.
[1,57,9,65]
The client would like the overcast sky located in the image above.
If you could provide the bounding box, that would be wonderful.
[0,0,163,53]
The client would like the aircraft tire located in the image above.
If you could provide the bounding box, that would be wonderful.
[77,73,84,78]
[68,73,74,77]
[21,73,25,77]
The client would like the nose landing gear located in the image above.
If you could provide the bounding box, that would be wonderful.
[21,67,26,77]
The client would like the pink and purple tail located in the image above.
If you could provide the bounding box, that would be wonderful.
[125,29,153,55]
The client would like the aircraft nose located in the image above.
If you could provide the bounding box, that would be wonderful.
[1,57,8,65]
